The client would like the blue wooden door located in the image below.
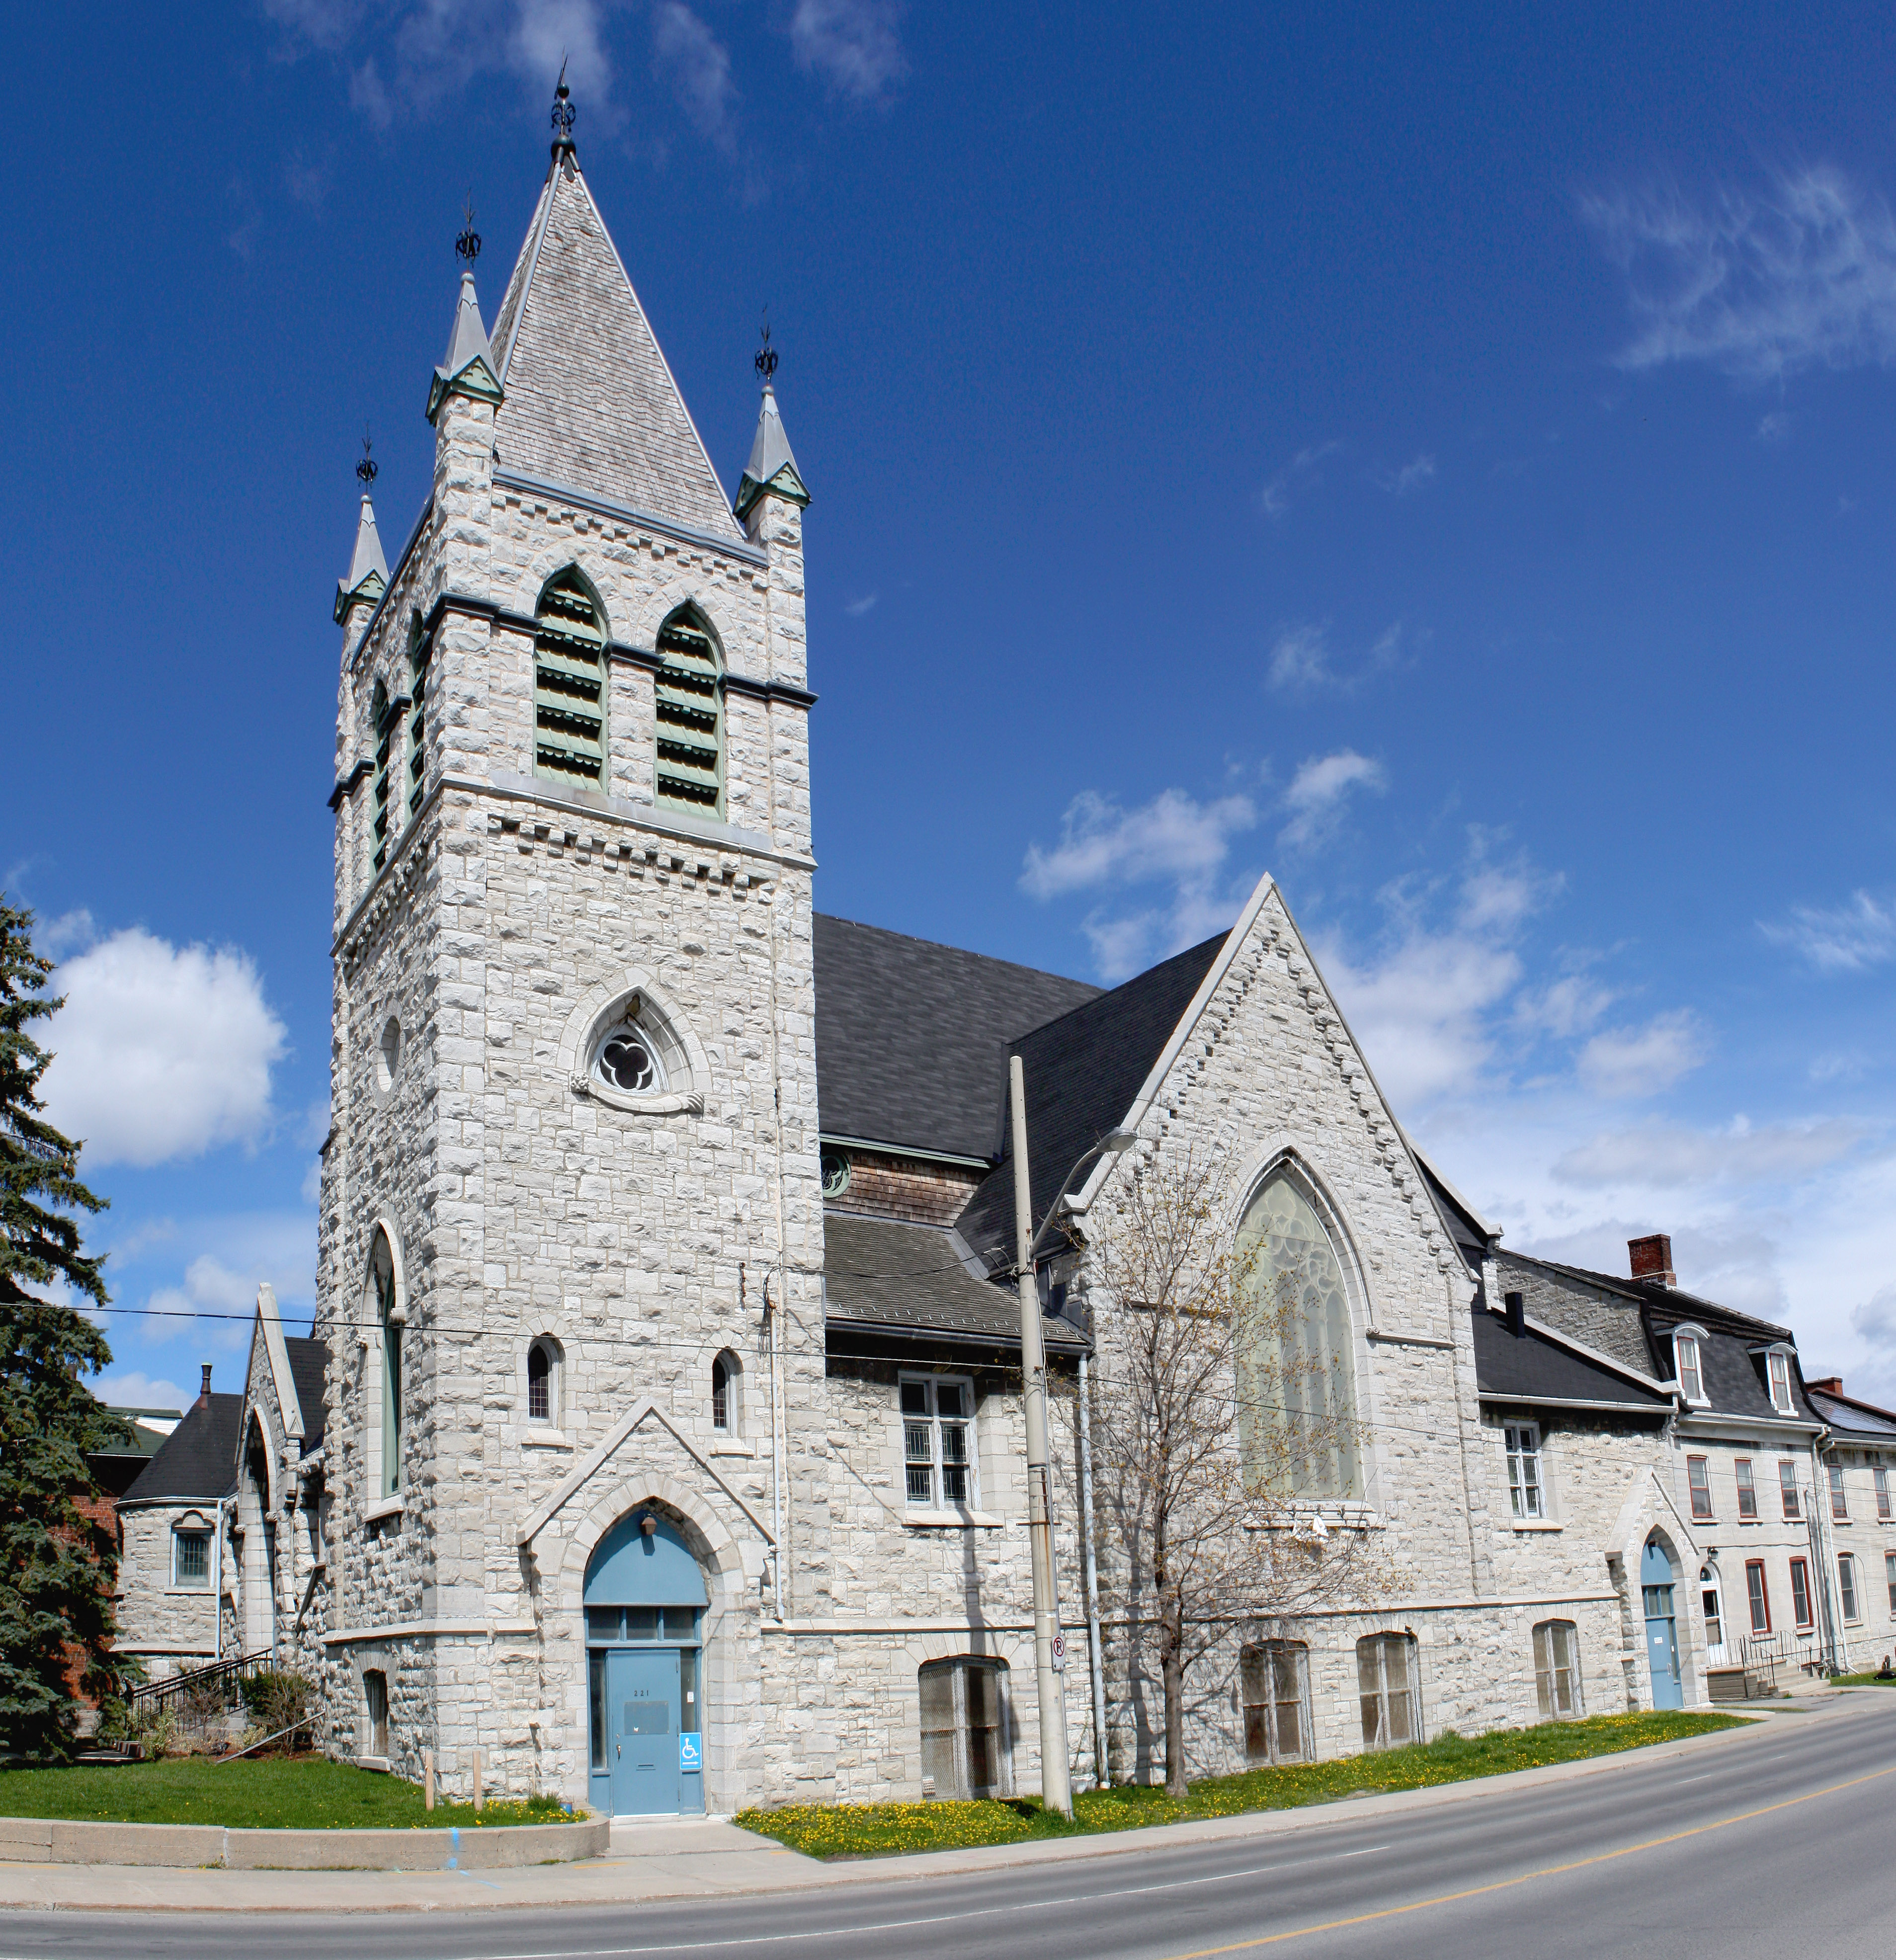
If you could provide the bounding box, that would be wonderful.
[1642,1539,1684,1710]
[607,1646,680,1814]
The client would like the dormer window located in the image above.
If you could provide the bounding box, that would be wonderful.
[1767,1349,1793,1414]
[1672,1328,1707,1404]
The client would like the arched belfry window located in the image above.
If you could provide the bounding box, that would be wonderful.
[407,614,430,817]
[654,607,724,816]
[371,678,399,871]
[1234,1168,1362,1500]
[534,567,607,787]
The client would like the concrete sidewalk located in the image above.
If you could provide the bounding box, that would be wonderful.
[0,1694,1875,1915]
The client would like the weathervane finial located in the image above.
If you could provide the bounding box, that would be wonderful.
[552,59,576,152]
[455,193,481,266]
[356,427,378,493]
[755,309,778,387]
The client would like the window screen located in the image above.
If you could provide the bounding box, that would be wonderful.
[917,1658,1009,1798]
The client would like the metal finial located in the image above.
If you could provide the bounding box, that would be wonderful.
[552,59,576,147]
[455,194,481,265]
[356,428,378,492]
[755,312,778,387]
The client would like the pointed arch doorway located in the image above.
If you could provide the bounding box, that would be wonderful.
[1642,1537,1684,1710]
[584,1510,709,1815]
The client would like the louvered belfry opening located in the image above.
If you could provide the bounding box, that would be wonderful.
[655,610,723,815]
[371,679,398,871]
[408,619,431,817]
[533,568,607,786]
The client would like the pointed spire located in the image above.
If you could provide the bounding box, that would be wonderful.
[426,269,503,425]
[334,437,389,625]
[551,62,577,165]
[736,325,810,520]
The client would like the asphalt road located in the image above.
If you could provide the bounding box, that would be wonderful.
[5,1699,1894,1960]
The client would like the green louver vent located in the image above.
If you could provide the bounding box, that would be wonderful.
[655,617,723,815]
[371,680,398,872]
[534,572,606,787]
[408,626,431,816]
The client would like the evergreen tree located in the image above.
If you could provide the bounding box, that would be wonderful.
[0,900,127,1762]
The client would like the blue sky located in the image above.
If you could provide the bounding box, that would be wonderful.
[5,2,1895,1407]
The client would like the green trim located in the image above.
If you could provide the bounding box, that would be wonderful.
[333,569,386,627]
[426,353,504,426]
[735,461,811,521]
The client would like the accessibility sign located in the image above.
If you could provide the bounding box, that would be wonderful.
[679,1731,702,1774]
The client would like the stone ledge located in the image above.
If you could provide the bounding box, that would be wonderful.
[0,1813,608,1870]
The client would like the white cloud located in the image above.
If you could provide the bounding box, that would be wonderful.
[1376,453,1436,496]
[1021,788,1257,900]
[90,1371,197,1415]
[844,593,878,617]
[1576,1009,1707,1099]
[1582,164,1896,380]
[789,0,907,103]
[1514,973,1613,1041]
[1278,750,1385,851]
[1756,410,1792,442]
[652,2,737,152]
[1552,1117,1868,1190]
[1264,621,1409,695]
[1260,440,1342,519]
[39,909,96,957]
[40,927,287,1168]
[1761,891,1896,973]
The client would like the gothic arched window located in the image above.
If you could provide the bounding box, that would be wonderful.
[371,678,399,871]
[407,614,430,817]
[1234,1168,1362,1500]
[533,567,607,787]
[711,1350,740,1435]
[366,1229,404,1500]
[654,606,724,817]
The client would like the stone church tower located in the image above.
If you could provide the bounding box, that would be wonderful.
[317,92,823,1806]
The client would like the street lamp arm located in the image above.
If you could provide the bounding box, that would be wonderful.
[1023,1126,1138,1273]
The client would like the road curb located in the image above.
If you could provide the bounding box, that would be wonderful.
[0,1813,607,1870]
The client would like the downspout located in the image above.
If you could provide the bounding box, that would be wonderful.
[765,1275,786,1622]
[1810,1430,1839,1673]
[213,1493,233,1662]
[1077,1351,1109,1789]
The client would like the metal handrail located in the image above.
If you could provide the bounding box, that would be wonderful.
[129,1650,268,1713]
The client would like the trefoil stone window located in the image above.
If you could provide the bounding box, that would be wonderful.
[1533,1619,1581,1719]
[918,1657,1010,1798]
[580,992,698,1114]
[902,1375,975,1509]
[1241,1640,1311,1764]
[1356,1632,1419,1750]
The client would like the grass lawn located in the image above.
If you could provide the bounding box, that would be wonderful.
[1829,1672,1896,1687]
[739,1711,1747,1860]
[0,1756,573,1830]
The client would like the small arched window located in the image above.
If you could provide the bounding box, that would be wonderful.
[528,1340,554,1423]
[711,1350,740,1435]
[371,678,400,871]
[367,1230,403,1500]
[362,1668,389,1757]
[655,607,724,816]
[534,567,607,787]
[1235,1169,1362,1499]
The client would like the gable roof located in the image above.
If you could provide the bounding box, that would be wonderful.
[952,932,1229,1269]
[1472,1302,1672,1414]
[119,1394,242,1507]
[814,914,1100,1162]
[287,1335,327,1450]
[489,155,746,549]
[1809,1384,1896,1439]
[824,1213,1085,1353]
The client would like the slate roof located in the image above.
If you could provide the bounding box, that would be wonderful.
[814,915,1100,1162]
[286,1335,327,1450]
[1806,1385,1896,1440]
[953,933,1228,1269]
[1471,1306,1671,1413]
[824,1213,1085,1353]
[119,1394,242,1507]
[489,154,746,548]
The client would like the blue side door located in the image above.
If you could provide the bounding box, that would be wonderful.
[1642,1540,1683,1710]
[607,1646,680,1814]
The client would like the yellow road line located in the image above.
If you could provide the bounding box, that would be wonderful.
[1161,1760,1896,1957]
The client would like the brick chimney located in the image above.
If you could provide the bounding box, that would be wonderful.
[198,1363,213,1405]
[1807,1376,1844,1396]
[1628,1233,1676,1287]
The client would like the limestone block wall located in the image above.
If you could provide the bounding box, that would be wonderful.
[115,1504,221,1674]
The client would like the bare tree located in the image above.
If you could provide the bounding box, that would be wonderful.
[1077,1151,1389,1798]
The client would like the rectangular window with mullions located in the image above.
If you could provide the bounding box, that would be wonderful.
[1687,1455,1713,1521]
[1735,1458,1758,1520]
[1504,1422,1544,1520]
[1779,1460,1801,1520]
[902,1375,976,1509]
[1829,1461,1849,1521]
[1878,1466,1893,1521]
[1790,1556,1813,1630]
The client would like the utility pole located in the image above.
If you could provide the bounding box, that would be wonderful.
[1011,1053,1073,1818]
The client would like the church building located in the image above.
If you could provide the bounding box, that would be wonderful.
[231,90,1847,1816]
